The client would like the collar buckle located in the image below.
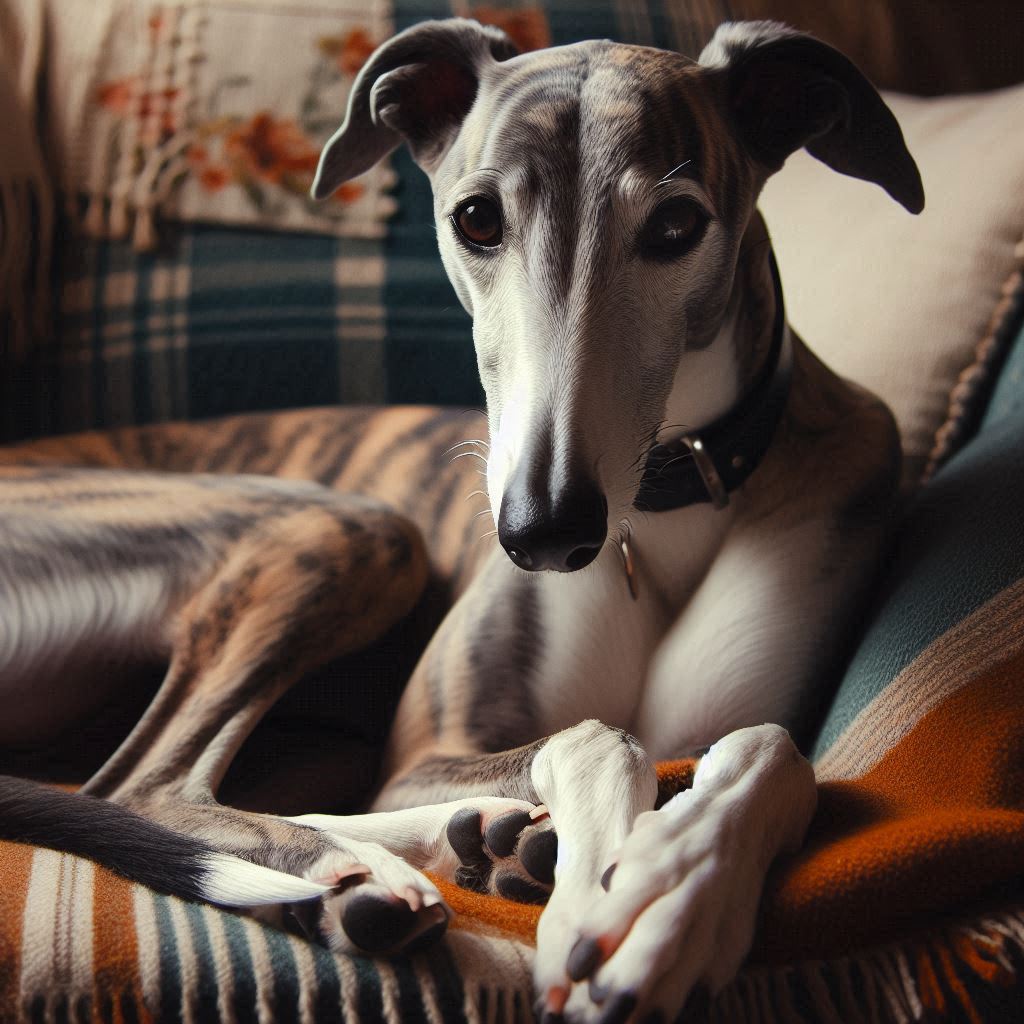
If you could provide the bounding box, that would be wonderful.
[681,435,729,509]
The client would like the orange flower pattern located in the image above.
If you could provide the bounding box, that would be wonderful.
[225,113,320,184]
[97,77,180,144]
[94,23,381,218]
[317,27,377,75]
[91,8,550,221]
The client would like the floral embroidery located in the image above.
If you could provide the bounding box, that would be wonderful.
[317,27,378,75]
[87,7,549,236]
[97,78,181,145]
[95,24,378,220]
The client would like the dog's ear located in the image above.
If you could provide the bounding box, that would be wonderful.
[311,18,517,199]
[700,21,924,213]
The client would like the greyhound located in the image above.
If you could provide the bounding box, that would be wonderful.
[0,18,922,1023]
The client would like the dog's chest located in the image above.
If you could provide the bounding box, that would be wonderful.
[528,503,733,736]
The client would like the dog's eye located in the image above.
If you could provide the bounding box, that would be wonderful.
[640,197,708,259]
[453,197,503,249]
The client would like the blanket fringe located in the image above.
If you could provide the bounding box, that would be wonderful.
[78,1,205,253]
[447,930,534,1024]
[700,906,1024,1023]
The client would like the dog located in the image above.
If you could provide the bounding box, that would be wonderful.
[0,18,922,1023]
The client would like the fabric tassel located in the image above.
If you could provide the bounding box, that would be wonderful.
[131,207,157,252]
[108,194,130,238]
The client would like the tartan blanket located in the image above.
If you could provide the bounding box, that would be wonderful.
[3,322,1024,1021]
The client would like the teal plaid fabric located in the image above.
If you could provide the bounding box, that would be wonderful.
[1,0,729,442]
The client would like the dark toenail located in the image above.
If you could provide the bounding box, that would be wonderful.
[567,935,603,981]
[588,978,609,1004]
[447,808,488,865]
[600,863,616,891]
[341,891,416,953]
[494,872,550,905]
[540,1012,564,1024]
[520,828,557,885]
[484,810,533,857]
[595,992,637,1024]
[288,901,322,943]
[400,909,449,954]
[455,866,490,894]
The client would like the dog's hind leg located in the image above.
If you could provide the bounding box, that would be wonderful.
[62,494,478,953]
[0,464,496,953]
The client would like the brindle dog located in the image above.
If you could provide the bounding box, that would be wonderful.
[1,19,921,1023]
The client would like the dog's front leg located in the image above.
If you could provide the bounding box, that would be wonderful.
[541,725,815,1024]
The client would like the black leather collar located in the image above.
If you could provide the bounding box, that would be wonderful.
[634,252,792,513]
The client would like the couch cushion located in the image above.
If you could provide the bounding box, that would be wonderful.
[759,82,1024,485]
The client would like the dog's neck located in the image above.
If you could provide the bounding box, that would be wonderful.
[635,211,788,513]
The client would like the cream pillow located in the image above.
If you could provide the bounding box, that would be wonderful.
[760,84,1024,485]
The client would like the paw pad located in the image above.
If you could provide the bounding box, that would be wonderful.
[330,882,449,955]
[445,807,558,904]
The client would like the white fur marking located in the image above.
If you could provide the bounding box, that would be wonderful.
[201,854,329,906]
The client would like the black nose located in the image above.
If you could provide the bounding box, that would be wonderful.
[498,477,608,573]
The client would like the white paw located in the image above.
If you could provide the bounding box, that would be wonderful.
[305,839,448,956]
[560,794,761,1022]
[535,725,816,1023]
[289,798,540,954]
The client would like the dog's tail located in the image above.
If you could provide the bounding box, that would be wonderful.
[0,776,330,907]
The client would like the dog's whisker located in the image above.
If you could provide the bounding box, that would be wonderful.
[465,489,488,502]
[449,451,489,465]
[653,452,695,477]
[443,440,489,457]
[656,158,692,185]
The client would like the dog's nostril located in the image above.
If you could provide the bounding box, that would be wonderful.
[565,544,601,571]
[504,546,532,569]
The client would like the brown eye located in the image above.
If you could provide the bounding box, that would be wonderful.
[453,197,503,249]
[640,197,708,260]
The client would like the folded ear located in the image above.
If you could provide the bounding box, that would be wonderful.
[700,21,924,213]
[311,18,517,199]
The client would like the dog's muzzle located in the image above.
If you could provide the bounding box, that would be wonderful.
[498,475,608,573]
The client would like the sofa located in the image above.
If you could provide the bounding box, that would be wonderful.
[1,1,1023,1021]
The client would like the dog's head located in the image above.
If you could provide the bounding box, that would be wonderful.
[314,19,922,572]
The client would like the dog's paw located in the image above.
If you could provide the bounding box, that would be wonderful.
[554,800,759,1023]
[536,725,817,1023]
[445,805,557,904]
[306,842,450,956]
[530,797,752,1023]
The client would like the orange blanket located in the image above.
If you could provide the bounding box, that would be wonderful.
[3,584,1024,1023]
